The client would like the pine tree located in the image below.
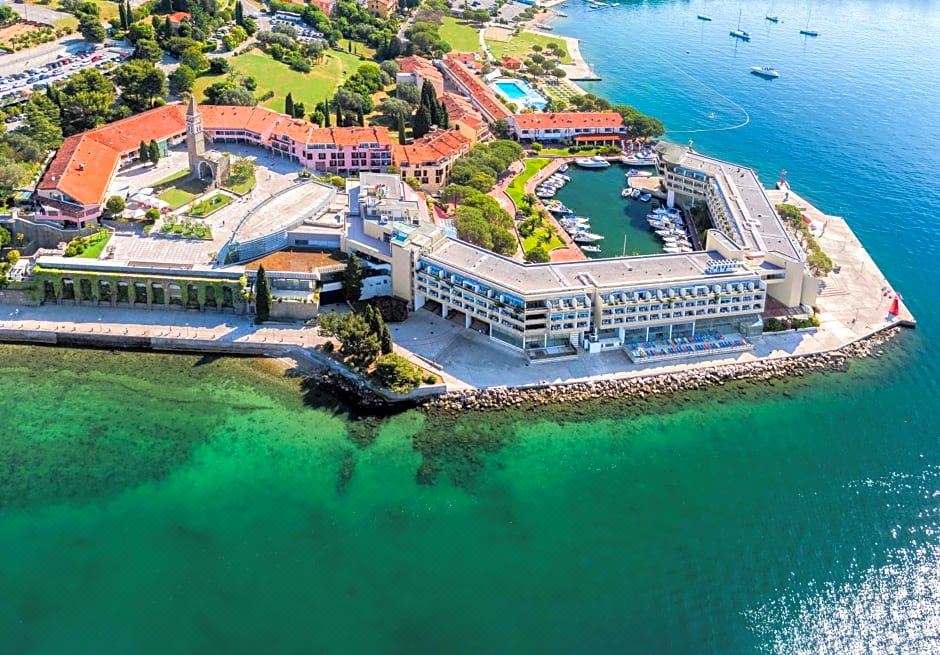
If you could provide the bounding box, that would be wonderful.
[293,101,305,119]
[254,266,272,322]
[397,115,407,145]
[356,106,365,127]
[412,106,431,139]
[139,140,148,162]
[285,92,294,117]
[148,141,161,164]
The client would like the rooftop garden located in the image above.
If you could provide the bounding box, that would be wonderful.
[63,229,111,259]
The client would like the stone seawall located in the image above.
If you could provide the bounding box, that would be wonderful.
[424,326,903,414]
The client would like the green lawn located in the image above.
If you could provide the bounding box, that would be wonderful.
[75,231,111,259]
[188,193,233,217]
[486,31,572,64]
[194,50,366,113]
[223,171,255,195]
[155,168,191,186]
[439,17,482,53]
[522,227,565,253]
[506,157,549,206]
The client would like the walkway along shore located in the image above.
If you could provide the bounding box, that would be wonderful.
[424,326,904,414]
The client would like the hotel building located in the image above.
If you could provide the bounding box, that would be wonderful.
[654,142,818,308]
[393,128,472,191]
[507,112,627,146]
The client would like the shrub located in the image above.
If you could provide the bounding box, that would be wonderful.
[373,353,424,393]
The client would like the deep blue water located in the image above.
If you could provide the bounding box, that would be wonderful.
[556,0,940,331]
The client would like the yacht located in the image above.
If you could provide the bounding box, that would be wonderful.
[580,245,602,253]
[575,155,611,168]
[730,9,750,40]
[621,153,655,166]
[751,66,780,78]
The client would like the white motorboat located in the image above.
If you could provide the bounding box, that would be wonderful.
[580,245,602,253]
[626,168,654,178]
[536,190,555,198]
[621,188,633,198]
[559,163,568,172]
[639,193,652,202]
[631,189,642,199]
[575,156,611,168]
[663,245,684,254]
[573,231,605,243]
[621,154,655,166]
[751,66,780,78]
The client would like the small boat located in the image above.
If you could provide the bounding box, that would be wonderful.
[639,193,652,202]
[663,245,684,254]
[621,188,633,198]
[559,163,568,172]
[730,10,750,40]
[697,0,712,21]
[631,189,642,199]
[707,111,717,120]
[765,1,778,22]
[575,155,611,168]
[800,8,819,36]
[555,11,568,17]
[581,245,602,253]
[536,190,555,198]
[545,203,570,214]
[573,231,605,243]
[751,66,780,78]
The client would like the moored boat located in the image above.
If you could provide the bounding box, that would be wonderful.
[639,193,652,202]
[580,245,602,253]
[621,154,655,166]
[575,155,611,168]
[751,66,780,78]
[573,231,605,243]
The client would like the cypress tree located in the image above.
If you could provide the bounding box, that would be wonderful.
[420,80,438,125]
[254,266,272,322]
[334,102,342,127]
[323,101,331,127]
[344,254,363,303]
[148,140,160,164]
[235,0,244,26]
[285,92,294,117]
[397,115,407,145]
[380,323,393,355]
[118,3,127,30]
[125,0,133,25]
[356,106,365,127]
[139,140,148,162]
[439,103,449,129]
[412,106,431,139]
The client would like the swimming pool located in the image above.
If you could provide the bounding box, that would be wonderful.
[490,78,547,110]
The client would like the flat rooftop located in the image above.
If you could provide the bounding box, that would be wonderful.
[233,182,335,243]
[657,142,801,262]
[422,239,755,295]
[244,250,346,274]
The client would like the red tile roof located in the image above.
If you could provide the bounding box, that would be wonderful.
[393,129,471,167]
[511,111,625,130]
[441,55,511,123]
[573,133,623,142]
[168,11,190,22]
[39,103,392,210]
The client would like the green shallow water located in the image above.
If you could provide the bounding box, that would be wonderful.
[1,342,938,653]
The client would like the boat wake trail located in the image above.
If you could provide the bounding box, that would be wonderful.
[661,58,751,135]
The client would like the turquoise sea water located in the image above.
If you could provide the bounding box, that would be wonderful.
[2,1,940,652]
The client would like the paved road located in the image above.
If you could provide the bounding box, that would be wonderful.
[9,2,73,25]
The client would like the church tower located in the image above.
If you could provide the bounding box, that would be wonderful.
[186,95,205,172]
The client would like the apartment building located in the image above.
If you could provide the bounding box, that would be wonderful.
[393,128,471,191]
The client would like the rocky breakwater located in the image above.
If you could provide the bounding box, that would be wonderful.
[426,328,902,414]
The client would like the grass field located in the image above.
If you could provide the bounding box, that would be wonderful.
[506,157,549,206]
[194,50,367,113]
[486,31,572,65]
[522,226,565,253]
[223,171,255,195]
[439,17,481,53]
[75,231,111,259]
[188,193,232,217]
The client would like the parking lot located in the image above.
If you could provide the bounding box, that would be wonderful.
[0,43,131,106]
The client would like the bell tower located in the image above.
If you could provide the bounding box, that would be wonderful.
[186,95,205,170]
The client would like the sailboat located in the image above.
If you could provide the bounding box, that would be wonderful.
[730,9,750,40]
[697,0,712,21]
[800,8,819,36]
[765,2,779,22]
